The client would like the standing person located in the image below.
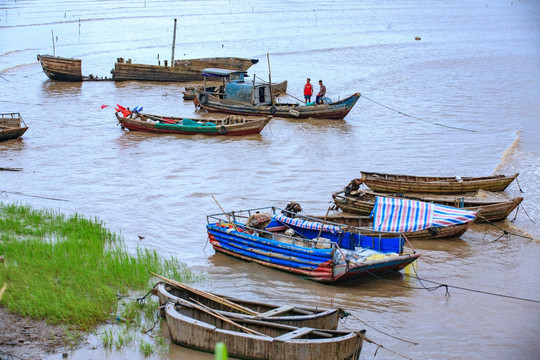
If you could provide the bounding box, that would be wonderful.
[316,80,326,104]
[303,78,313,103]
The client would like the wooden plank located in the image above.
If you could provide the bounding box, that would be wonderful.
[256,305,295,318]
[274,327,314,342]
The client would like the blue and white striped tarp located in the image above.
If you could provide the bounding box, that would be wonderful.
[371,196,476,232]
[275,214,341,235]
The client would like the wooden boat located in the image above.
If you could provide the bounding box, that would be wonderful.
[37,55,82,81]
[198,91,361,119]
[165,301,365,360]
[153,280,343,329]
[111,57,259,82]
[360,171,519,194]
[316,212,475,241]
[332,188,524,223]
[115,108,270,136]
[207,206,420,283]
[0,113,28,141]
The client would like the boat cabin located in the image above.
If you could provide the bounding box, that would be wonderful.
[201,67,273,105]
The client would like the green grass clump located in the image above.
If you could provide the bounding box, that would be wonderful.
[0,202,200,332]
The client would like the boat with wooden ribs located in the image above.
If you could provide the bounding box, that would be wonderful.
[111,56,259,82]
[37,55,83,81]
[0,113,28,141]
[165,301,365,360]
[207,205,420,283]
[115,106,270,136]
[152,277,344,330]
[318,196,477,240]
[332,188,523,223]
[359,171,519,194]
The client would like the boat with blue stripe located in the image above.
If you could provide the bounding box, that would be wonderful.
[206,206,420,284]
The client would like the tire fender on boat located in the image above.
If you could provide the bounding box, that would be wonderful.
[219,125,227,135]
[269,106,277,115]
[198,93,208,105]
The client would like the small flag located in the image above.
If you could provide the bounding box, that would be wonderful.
[100,104,109,109]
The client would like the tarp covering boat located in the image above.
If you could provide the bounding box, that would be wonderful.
[371,196,477,232]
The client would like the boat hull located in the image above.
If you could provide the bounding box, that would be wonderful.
[360,171,519,194]
[165,303,365,360]
[37,55,83,81]
[207,223,419,283]
[319,213,474,241]
[198,92,361,119]
[116,112,270,136]
[154,282,341,330]
[112,57,258,82]
[332,190,523,223]
[0,113,28,141]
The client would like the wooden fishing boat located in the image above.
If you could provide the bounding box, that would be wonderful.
[207,206,420,283]
[37,55,83,81]
[316,212,474,241]
[198,91,360,119]
[332,188,523,223]
[360,171,519,194]
[0,113,28,141]
[115,108,270,136]
[111,57,259,82]
[153,280,343,329]
[165,301,365,360]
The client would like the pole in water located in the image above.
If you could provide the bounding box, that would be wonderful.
[51,29,55,56]
[171,18,177,66]
[215,342,228,360]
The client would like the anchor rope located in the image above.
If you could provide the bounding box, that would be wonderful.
[367,270,540,304]
[361,95,477,133]
[0,190,68,202]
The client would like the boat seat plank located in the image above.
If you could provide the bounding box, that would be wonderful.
[256,305,295,318]
[274,327,314,342]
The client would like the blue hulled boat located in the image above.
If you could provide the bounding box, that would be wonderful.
[206,206,419,283]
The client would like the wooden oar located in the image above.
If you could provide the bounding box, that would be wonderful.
[150,272,259,316]
[176,297,268,337]
[211,194,238,230]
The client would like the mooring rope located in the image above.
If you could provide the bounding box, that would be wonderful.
[0,190,68,202]
[361,95,477,133]
[344,312,418,345]
[367,270,540,304]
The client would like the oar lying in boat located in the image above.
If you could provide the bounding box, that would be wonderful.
[187,297,337,340]
[177,297,268,337]
[150,272,259,316]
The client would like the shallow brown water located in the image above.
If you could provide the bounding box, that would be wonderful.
[1,1,539,359]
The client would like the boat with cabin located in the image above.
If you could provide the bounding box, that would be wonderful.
[195,68,359,119]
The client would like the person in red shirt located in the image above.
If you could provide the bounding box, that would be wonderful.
[304,78,313,103]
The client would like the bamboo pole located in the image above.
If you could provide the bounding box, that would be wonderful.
[211,194,238,230]
[171,18,177,66]
[51,30,55,56]
[150,272,258,315]
[267,53,273,105]
[177,297,268,337]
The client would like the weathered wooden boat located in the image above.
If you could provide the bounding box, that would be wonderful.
[37,55,83,81]
[207,206,420,283]
[165,301,365,360]
[360,171,519,194]
[195,68,358,118]
[115,107,270,136]
[111,57,259,82]
[321,196,477,240]
[198,91,361,119]
[0,113,28,141]
[333,188,523,223]
[152,280,343,329]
